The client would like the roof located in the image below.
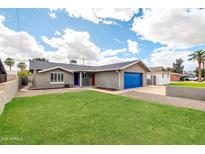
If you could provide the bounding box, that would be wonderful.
[150,66,166,72]
[0,58,6,74]
[149,66,182,75]
[29,59,151,73]
[171,72,182,76]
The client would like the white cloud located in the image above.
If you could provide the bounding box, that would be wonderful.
[0,15,101,70]
[95,56,136,66]
[48,12,57,18]
[132,8,205,49]
[100,48,127,58]
[127,39,140,53]
[150,47,196,71]
[54,31,61,36]
[0,15,45,70]
[63,8,139,24]
[0,14,138,71]
[42,28,101,60]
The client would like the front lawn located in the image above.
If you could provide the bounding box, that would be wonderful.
[0,91,205,144]
[168,82,205,88]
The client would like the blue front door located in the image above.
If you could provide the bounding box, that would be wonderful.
[124,72,142,89]
[74,73,79,86]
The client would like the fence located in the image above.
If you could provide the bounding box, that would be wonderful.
[0,77,19,114]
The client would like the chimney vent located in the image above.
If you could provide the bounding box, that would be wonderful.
[70,60,77,64]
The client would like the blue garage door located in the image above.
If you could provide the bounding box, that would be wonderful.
[124,72,142,89]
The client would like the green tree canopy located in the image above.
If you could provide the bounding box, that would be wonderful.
[33,57,49,62]
[172,58,184,74]
[194,68,205,78]
[188,49,205,81]
[4,57,15,71]
[17,62,27,71]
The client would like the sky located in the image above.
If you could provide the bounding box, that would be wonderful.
[0,8,205,71]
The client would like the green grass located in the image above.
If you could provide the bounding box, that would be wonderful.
[0,91,205,144]
[168,82,205,88]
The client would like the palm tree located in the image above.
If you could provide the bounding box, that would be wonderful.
[17,62,27,71]
[4,57,15,71]
[188,50,205,82]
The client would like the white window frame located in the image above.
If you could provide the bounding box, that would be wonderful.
[50,72,64,84]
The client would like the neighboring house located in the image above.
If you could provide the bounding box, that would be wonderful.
[147,66,173,85]
[29,60,151,90]
[170,73,182,81]
[0,58,7,83]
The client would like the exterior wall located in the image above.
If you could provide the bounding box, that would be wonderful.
[95,71,119,89]
[0,74,7,83]
[171,74,181,81]
[120,63,148,89]
[166,86,205,101]
[0,78,19,114]
[147,72,171,85]
[7,74,16,81]
[32,68,74,89]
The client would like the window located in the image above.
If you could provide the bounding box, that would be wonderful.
[50,72,64,83]
[167,74,169,78]
[162,73,164,78]
[82,72,87,79]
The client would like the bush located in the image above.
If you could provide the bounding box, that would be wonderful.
[17,70,32,77]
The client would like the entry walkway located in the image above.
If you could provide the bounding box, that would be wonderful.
[16,87,85,98]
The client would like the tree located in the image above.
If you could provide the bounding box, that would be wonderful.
[17,62,27,71]
[194,68,205,79]
[166,67,173,72]
[4,57,15,71]
[172,58,184,74]
[33,57,49,62]
[188,50,205,82]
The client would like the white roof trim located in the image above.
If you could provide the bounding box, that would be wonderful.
[38,66,73,73]
[119,60,151,72]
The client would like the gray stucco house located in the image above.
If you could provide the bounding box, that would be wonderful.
[29,59,151,90]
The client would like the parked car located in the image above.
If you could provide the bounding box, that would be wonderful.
[180,76,189,81]
[180,76,198,81]
[187,76,198,81]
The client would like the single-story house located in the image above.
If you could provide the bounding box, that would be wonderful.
[170,72,182,81]
[29,59,151,90]
[147,66,178,85]
[0,58,7,83]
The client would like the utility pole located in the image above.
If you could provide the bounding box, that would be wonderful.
[16,8,23,53]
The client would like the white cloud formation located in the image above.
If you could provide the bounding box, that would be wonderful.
[48,12,57,18]
[150,47,196,71]
[100,48,127,58]
[132,8,205,49]
[42,28,101,60]
[0,15,45,70]
[0,15,101,70]
[0,14,138,71]
[127,39,139,53]
[54,31,61,36]
[63,8,139,24]
[95,56,136,66]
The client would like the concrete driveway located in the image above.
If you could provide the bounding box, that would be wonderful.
[118,85,166,95]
